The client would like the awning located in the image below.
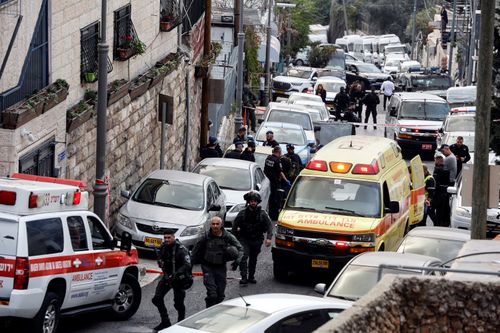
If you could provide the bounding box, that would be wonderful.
[257,34,280,63]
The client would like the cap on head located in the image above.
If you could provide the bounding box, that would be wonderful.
[266,130,274,135]
[243,190,262,203]
[234,141,244,148]
[247,140,256,148]
[209,136,218,145]
[286,143,295,150]
[273,146,282,153]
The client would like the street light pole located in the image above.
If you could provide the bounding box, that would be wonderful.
[235,0,245,134]
[263,0,272,106]
[410,0,417,60]
[447,0,457,75]
[94,0,109,225]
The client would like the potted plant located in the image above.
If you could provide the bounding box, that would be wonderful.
[42,79,69,113]
[116,34,146,61]
[2,101,38,129]
[83,71,97,83]
[107,79,131,106]
[26,92,45,116]
[84,89,98,106]
[160,14,179,32]
[194,42,222,78]
[129,74,151,100]
[53,79,69,101]
[66,100,95,133]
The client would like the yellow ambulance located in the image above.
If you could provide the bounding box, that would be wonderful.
[272,136,424,280]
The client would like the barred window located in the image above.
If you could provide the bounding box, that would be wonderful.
[80,22,99,82]
[114,4,132,58]
[160,0,179,18]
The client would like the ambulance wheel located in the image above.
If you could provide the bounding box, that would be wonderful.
[32,292,61,333]
[110,273,142,320]
[273,263,289,282]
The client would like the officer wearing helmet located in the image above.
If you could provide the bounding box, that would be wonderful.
[333,86,350,121]
[191,216,243,308]
[282,144,303,183]
[232,191,273,285]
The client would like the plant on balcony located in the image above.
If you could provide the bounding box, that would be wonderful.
[2,101,37,129]
[66,99,95,133]
[84,89,98,106]
[160,13,180,32]
[42,79,69,113]
[83,71,97,83]
[107,79,131,106]
[116,34,146,61]
[195,42,222,78]
[128,74,151,100]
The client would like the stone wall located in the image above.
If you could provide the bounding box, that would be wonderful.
[316,275,500,333]
[65,62,203,225]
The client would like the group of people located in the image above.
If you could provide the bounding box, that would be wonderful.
[151,191,274,331]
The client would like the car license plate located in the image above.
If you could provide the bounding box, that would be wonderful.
[275,90,285,94]
[311,259,329,269]
[144,237,162,248]
[422,144,433,150]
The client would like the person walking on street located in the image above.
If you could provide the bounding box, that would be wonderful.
[450,136,471,176]
[232,191,273,285]
[225,142,244,159]
[439,144,457,184]
[361,87,380,129]
[240,140,256,162]
[349,81,365,120]
[152,230,192,331]
[380,77,395,110]
[419,165,436,227]
[243,86,257,133]
[262,130,279,147]
[200,136,223,159]
[431,154,451,227]
[333,86,350,120]
[316,84,327,103]
[192,216,243,308]
[264,146,290,220]
[233,126,247,144]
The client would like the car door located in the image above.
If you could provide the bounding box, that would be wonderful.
[210,181,226,220]
[255,166,271,210]
[0,218,18,303]
[409,155,425,226]
[264,309,331,333]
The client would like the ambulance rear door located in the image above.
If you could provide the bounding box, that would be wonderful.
[0,217,18,302]
[409,155,425,225]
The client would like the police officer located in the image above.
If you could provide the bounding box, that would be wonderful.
[200,136,223,159]
[232,191,273,285]
[262,130,279,147]
[233,126,247,144]
[282,144,303,183]
[449,136,471,176]
[361,87,380,130]
[264,146,290,220]
[152,229,192,331]
[240,140,256,162]
[191,216,243,308]
[431,154,451,227]
[225,141,244,159]
[333,86,350,120]
[419,165,436,227]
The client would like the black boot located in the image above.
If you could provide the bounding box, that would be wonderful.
[154,318,171,331]
[248,276,257,284]
[240,276,248,285]
[178,310,185,322]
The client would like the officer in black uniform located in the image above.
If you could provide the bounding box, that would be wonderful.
[264,146,290,220]
[282,144,303,183]
[191,216,243,308]
[232,191,273,285]
[449,136,471,176]
[240,140,256,162]
[233,126,247,144]
[152,229,192,331]
[262,130,279,147]
[200,136,223,159]
[333,86,350,120]
[361,87,380,129]
[225,141,244,159]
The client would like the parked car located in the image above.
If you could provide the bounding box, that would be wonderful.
[437,109,475,148]
[446,86,477,108]
[255,121,314,165]
[272,67,319,101]
[114,170,226,250]
[345,61,390,90]
[224,144,273,170]
[313,76,347,107]
[396,72,452,99]
[160,293,351,333]
[290,99,332,122]
[192,158,271,228]
[397,227,470,264]
[285,92,323,104]
[314,252,441,303]
[293,46,310,66]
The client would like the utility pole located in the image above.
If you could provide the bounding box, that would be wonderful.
[342,0,348,35]
[263,0,272,106]
[410,0,417,60]
[235,0,245,134]
[466,0,477,85]
[234,0,240,46]
[447,0,457,75]
[471,0,495,240]
[200,0,212,146]
[94,0,109,225]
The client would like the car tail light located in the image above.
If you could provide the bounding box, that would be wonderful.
[306,160,327,172]
[275,239,294,248]
[335,241,349,249]
[28,192,38,208]
[349,247,375,254]
[352,160,379,175]
[330,162,352,173]
[0,190,16,205]
[14,257,30,290]
[73,191,81,205]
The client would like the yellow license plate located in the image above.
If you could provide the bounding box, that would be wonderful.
[144,237,162,248]
[311,259,329,269]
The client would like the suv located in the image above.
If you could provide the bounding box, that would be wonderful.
[385,92,450,155]
[272,66,319,101]
[396,71,452,99]
[0,175,140,333]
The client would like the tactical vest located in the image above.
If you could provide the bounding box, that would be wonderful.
[239,209,266,239]
[203,235,228,265]
[424,175,435,198]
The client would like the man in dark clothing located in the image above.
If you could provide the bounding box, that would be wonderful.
[441,6,449,32]
[152,230,192,331]
[200,136,223,159]
[191,217,243,308]
[225,141,243,159]
[282,144,303,183]
[232,191,273,285]
[264,146,290,220]
[243,86,257,133]
[233,126,247,144]
[333,86,350,121]
[349,81,365,120]
[430,155,451,227]
[262,130,279,147]
[362,88,380,130]
[449,136,471,176]
[240,140,256,162]
[419,165,436,227]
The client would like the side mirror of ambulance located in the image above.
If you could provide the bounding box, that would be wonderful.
[314,283,326,295]
[121,189,131,199]
[385,201,400,214]
[447,187,457,195]
[120,231,133,254]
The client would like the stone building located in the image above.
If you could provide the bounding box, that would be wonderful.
[0,0,207,224]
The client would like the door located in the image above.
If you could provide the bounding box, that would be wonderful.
[0,218,18,302]
[255,167,271,210]
[209,182,226,220]
[409,155,425,225]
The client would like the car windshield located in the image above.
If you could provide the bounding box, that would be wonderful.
[327,52,346,70]
[288,94,322,103]
[445,135,475,152]
[132,178,204,210]
[411,76,451,90]
[194,165,251,191]
[445,116,475,132]
[399,101,449,121]
[286,68,312,79]
[327,266,415,300]
[363,44,372,52]
[254,152,267,169]
[398,236,467,263]
[286,177,381,217]
[321,82,345,92]
[268,110,312,130]
[256,127,306,145]
[356,63,382,73]
[179,304,269,333]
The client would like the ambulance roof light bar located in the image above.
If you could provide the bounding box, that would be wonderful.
[10,173,87,191]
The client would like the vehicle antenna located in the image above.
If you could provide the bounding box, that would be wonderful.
[239,294,251,307]
[349,140,353,148]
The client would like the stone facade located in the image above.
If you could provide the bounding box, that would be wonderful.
[316,275,500,333]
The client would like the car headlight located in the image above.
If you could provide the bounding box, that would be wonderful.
[400,127,408,132]
[118,213,134,229]
[455,207,471,218]
[352,233,375,242]
[229,203,246,214]
[180,224,204,237]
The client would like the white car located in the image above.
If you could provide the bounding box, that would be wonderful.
[272,67,318,101]
[192,158,271,228]
[160,293,351,333]
[286,92,323,104]
[313,76,347,106]
[437,108,475,147]
[290,99,332,122]
[261,103,318,143]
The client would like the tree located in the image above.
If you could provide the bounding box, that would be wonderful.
[244,26,261,87]
[308,43,337,68]
[405,8,436,42]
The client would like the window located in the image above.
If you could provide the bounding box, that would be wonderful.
[81,22,99,82]
[67,216,88,251]
[206,185,215,208]
[160,0,180,19]
[87,216,111,250]
[265,310,328,333]
[113,4,140,60]
[27,218,64,256]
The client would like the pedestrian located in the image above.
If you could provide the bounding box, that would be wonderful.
[449,136,471,176]
[243,85,257,133]
[361,87,380,129]
[333,86,350,120]
[282,144,303,183]
[439,144,457,184]
[431,154,451,227]
[225,141,244,159]
[232,191,273,285]
[240,140,256,162]
[380,77,395,110]
[152,229,192,331]
[262,130,279,147]
[191,216,243,308]
[264,146,290,220]
[316,84,327,103]
[259,74,266,106]
[233,126,247,144]
[441,6,448,32]
[419,165,436,227]
[200,136,223,159]
[349,81,365,120]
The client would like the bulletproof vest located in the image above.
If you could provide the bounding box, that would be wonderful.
[239,209,265,239]
[203,235,227,265]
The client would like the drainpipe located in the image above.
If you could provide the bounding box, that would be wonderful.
[183,63,191,171]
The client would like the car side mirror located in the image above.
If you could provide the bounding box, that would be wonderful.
[314,125,321,132]
[307,142,316,147]
[255,183,262,191]
[209,204,221,212]
[384,201,400,214]
[314,283,326,295]
[121,189,131,199]
[447,187,457,195]
[120,231,133,254]
[438,128,444,133]
[390,107,397,117]
[312,77,318,82]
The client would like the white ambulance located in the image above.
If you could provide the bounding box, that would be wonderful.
[0,175,141,333]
